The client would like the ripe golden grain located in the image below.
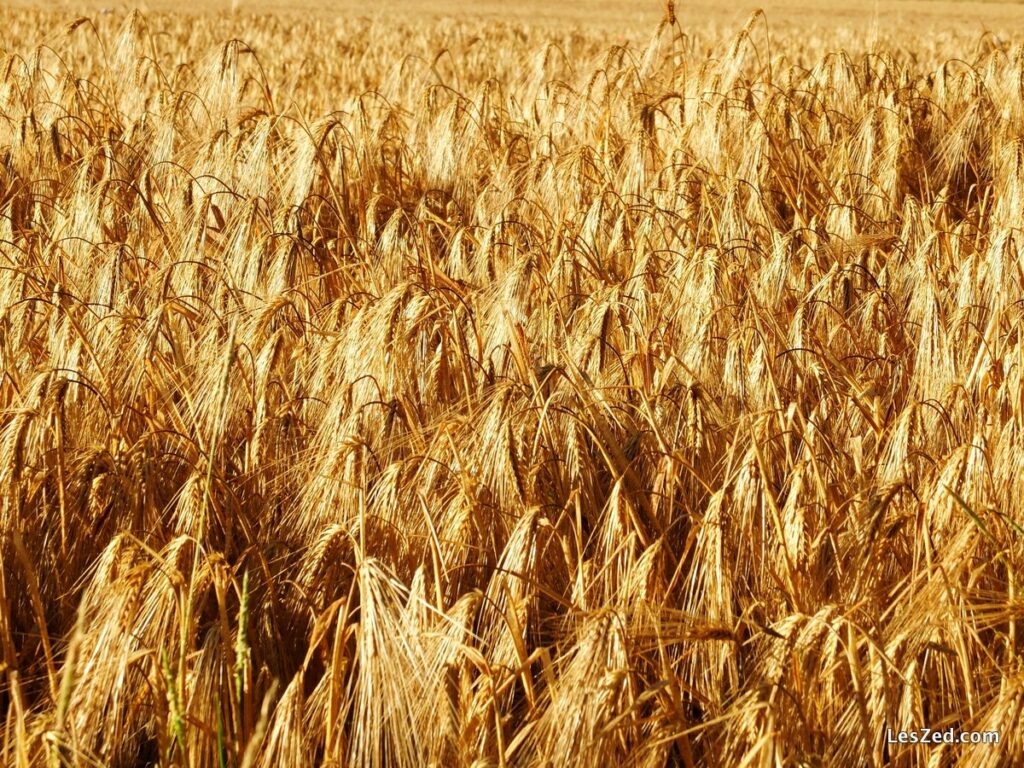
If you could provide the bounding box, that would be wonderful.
[0,6,1022,767]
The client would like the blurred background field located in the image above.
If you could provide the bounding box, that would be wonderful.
[5,0,1024,34]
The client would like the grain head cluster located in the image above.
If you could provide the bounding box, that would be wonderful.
[0,7,1022,767]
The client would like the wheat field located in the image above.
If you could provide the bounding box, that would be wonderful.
[1,4,1023,767]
